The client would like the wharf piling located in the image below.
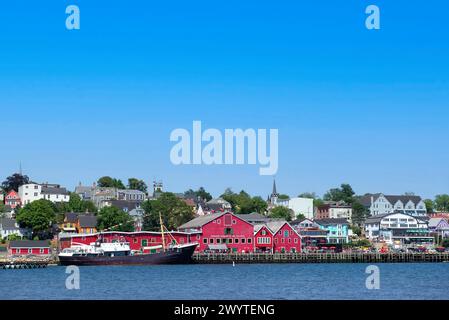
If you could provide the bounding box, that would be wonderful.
[192,252,449,264]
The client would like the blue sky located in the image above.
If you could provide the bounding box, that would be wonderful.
[0,1,448,199]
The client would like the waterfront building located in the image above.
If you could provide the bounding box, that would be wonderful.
[254,224,274,253]
[364,213,433,246]
[290,218,328,248]
[8,240,50,256]
[178,212,255,253]
[315,201,353,221]
[314,218,350,244]
[4,190,21,209]
[264,221,301,253]
[18,183,70,205]
[359,193,427,217]
[428,217,449,239]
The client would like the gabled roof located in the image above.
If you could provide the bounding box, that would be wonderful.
[358,194,423,207]
[235,213,271,224]
[429,218,448,228]
[178,212,227,230]
[41,186,70,196]
[65,213,79,223]
[0,218,19,230]
[78,215,97,228]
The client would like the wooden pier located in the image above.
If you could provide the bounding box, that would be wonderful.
[192,252,449,264]
[0,259,51,269]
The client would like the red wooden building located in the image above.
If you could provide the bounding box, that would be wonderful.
[9,240,51,256]
[178,212,255,253]
[268,221,301,253]
[254,225,274,252]
[4,190,21,209]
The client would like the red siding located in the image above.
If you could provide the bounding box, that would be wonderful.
[9,247,50,255]
[272,223,301,253]
[254,226,274,252]
[198,213,254,253]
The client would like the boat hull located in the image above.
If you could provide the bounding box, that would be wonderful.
[58,244,197,266]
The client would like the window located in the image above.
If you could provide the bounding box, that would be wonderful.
[294,238,298,244]
[232,220,237,224]
[28,249,32,254]
[224,228,233,235]
[209,238,214,244]
[234,238,239,244]
[241,238,246,244]
[203,238,208,244]
[228,238,233,244]
[141,239,148,247]
[284,230,289,237]
[133,238,138,244]
[16,249,20,254]
[217,219,221,224]
[261,230,266,236]
[247,238,252,244]
[40,249,45,254]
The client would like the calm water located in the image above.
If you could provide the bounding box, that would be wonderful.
[1,263,449,300]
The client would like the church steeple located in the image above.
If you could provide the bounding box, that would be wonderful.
[269,179,279,205]
[272,179,278,196]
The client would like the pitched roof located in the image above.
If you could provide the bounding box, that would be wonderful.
[78,215,97,228]
[264,220,288,234]
[235,213,271,224]
[9,240,49,248]
[178,212,227,230]
[109,200,142,211]
[65,213,79,223]
[0,218,19,230]
[358,194,423,207]
[41,186,70,196]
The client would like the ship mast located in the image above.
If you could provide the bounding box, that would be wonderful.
[159,212,166,251]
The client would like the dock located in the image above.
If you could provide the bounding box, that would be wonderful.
[192,252,449,264]
[0,258,53,269]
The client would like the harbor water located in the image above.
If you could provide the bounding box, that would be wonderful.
[1,263,449,300]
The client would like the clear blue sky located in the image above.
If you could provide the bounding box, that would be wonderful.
[0,1,448,199]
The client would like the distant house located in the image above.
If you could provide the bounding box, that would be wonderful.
[74,183,96,200]
[4,190,21,209]
[60,213,97,234]
[8,240,50,256]
[428,218,449,238]
[0,218,28,239]
[315,201,353,221]
[78,215,98,234]
[91,187,117,209]
[18,183,70,205]
[197,198,232,216]
[315,218,350,244]
[117,189,146,202]
[359,193,427,217]
[267,180,313,219]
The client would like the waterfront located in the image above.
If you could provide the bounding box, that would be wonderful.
[2,263,449,300]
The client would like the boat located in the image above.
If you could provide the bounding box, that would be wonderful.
[58,213,198,266]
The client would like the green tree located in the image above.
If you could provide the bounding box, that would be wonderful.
[16,199,56,239]
[435,195,449,212]
[184,187,212,202]
[1,173,30,192]
[68,192,84,212]
[142,192,195,231]
[97,176,126,189]
[278,194,290,200]
[221,189,267,214]
[424,199,435,213]
[128,178,148,193]
[298,192,317,199]
[323,184,355,204]
[97,206,134,232]
[269,206,293,221]
[351,201,370,226]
